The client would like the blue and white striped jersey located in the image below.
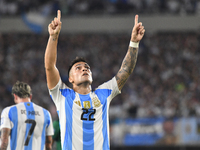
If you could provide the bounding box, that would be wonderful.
[0,102,54,150]
[49,77,121,150]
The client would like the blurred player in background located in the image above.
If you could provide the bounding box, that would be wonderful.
[44,10,145,150]
[52,119,61,150]
[0,81,54,150]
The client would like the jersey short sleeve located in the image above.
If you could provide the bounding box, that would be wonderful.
[45,110,54,136]
[0,106,13,130]
[96,77,121,103]
[49,78,68,108]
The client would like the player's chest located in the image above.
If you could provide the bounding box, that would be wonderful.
[74,94,102,109]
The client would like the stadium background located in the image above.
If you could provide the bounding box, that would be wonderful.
[0,0,200,149]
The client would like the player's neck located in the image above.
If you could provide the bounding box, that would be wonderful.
[73,84,92,95]
[18,98,31,103]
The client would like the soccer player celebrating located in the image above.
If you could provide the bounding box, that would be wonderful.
[45,10,145,150]
[0,81,54,150]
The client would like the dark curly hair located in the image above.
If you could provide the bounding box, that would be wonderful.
[68,57,88,76]
[12,81,32,98]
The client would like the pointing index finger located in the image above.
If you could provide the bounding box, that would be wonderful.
[135,14,138,26]
[57,10,61,21]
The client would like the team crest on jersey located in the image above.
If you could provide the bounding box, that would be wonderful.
[27,103,30,106]
[83,101,91,109]
[92,97,101,108]
[75,100,81,107]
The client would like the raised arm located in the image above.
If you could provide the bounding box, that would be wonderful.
[0,128,11,150]
[115,15,145,91]
[45,10,62,89]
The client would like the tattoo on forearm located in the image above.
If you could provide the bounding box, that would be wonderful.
[52,37,57,41]
[0,128,11,150]
[46,140,52,144]
[46,147,52,150]
[45,137,52,150]
[116,47,138,90]
[46,144,52,150]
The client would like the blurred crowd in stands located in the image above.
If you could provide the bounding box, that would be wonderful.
[0,32,199,121]
[0,0,200,16]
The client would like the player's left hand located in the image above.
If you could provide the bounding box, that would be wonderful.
[48,10,62,37]
[131,15,145,43]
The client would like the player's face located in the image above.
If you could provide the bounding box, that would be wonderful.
[69,62,93,85]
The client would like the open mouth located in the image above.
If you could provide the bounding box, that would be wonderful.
[83,73,88,76]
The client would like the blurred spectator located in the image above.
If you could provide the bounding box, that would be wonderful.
[0,32,200,147]
[157,119,179,145]
[0,32,199,119]
[52,119,61,150]
[0,0,200,16]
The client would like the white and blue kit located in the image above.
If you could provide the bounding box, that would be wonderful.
[0,102,54,150]
[49,77,121,150]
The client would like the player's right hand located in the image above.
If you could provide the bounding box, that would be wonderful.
[48,10,62,36]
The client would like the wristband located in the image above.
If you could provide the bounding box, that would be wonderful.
[129,41,139,48]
